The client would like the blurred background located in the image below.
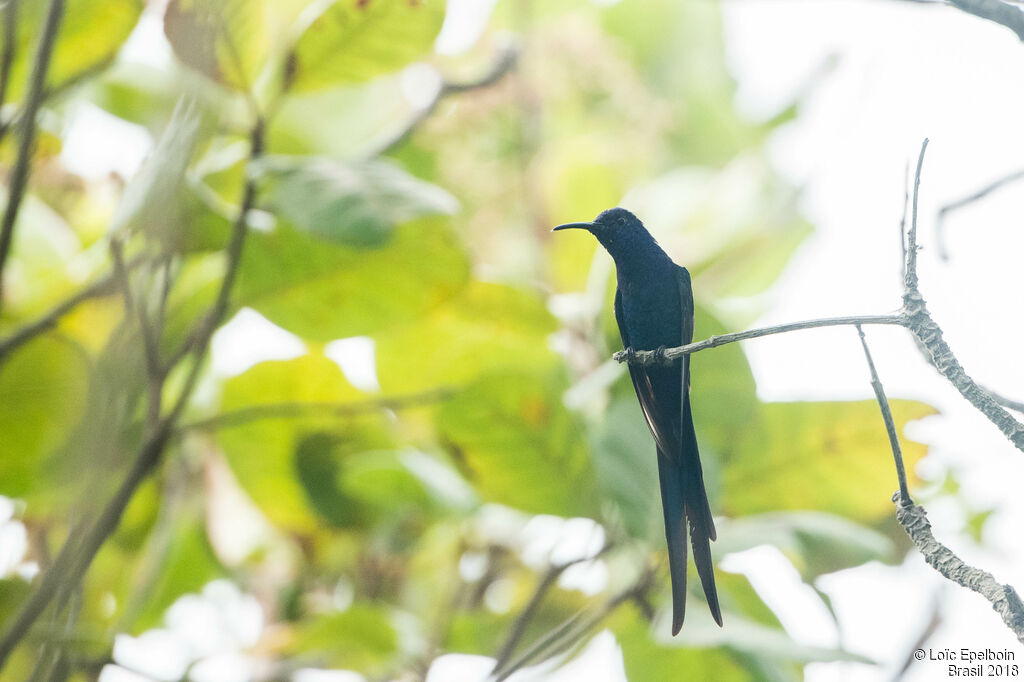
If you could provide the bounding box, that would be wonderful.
[1,0,1023,680]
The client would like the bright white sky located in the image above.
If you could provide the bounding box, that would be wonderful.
[43,0,1024,680]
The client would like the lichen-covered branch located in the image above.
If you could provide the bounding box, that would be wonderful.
[895,499,1024,644]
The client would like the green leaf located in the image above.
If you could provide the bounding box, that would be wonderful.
[0,337,89,501]
[721,400,936,522]
[591,395,658,539]
[292,605,398,672]
[164,0,269,92]
[437,370,598,518]
[612,610,756,682]
[717,512,894,581]
[216,353,398,532]
[288,0,446,92]
[236,218,469,341]
[124,515,226,632]
[293,430,433,529]
[267,75,413,157]
[4,0,142,104]
[375,281,558,393]
[687,305,759,470]
[255,157,457,247]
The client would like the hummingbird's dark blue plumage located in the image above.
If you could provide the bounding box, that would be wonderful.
[554,207,721,634]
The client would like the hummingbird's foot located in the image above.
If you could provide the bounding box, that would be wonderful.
[624,346,638,365]
[652,345,668,365]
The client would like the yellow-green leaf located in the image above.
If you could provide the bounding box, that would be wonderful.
[236,218,469,341]
[4,0,142,104]
[722,400,936,522]
[437,370,598,518]
[288,0,446,92]
[164,0,269,92]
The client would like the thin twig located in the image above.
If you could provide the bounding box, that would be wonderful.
[492,544,615,672]
[613,313,906,366]
[904,138,928,293]
[491,565,654,682]
[177,388,455,434]
[0,0,65,317]
[983,386,1024,414]
[894,499,1024,644]
[111,240,165,428]
[0,0,17,145]
[856,325,913,506]
[0,116,265,673]
[936,168,1024,261]
[0,257,145,363]
[110,240,162,382]
[370,45,518,157]
[492,564,567,671]
[899,161,909,283]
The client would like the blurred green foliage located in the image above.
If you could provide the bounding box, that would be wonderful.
[0,0,937,679]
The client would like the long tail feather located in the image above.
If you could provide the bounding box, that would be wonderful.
[656,451,688,635]
[682,392,722,626]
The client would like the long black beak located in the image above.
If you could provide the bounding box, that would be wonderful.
[552,222,594,232]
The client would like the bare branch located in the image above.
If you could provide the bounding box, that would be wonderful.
[110,240,162,382]
[613,313,906,366]
[904,138,928,293]
[894,499,1024,644]
[0,0,17,143]
[490,564,654,682]
[983,386,1024,414]
[0,0,65,316]
[856,325,913,506]
[948,0,1024,42]
[936,168,1024,261]
[0,255,145,363]
[492,543,616,672]
[177,388,455,434]
[371,45,519,158]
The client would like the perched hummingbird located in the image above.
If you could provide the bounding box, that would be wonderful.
[554,207,721,633]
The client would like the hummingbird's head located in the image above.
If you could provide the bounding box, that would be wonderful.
[552,207,654,257]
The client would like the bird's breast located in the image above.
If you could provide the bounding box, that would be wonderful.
[617,272,683,351]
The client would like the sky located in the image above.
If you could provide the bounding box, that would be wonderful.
[35,0,1024,679]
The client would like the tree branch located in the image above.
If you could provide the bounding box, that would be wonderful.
[895,499,1024,644]
[492,542,616,673]
[948,0,1024,42]
[612,313,906,365]
[490,564,654,682]
[0,0,65,317]
[0,255,146,364]
[0,0,17,144]
[110,240,162,383]
[856,325,913,506]
[936,167,1024,261]
[0,115,265,673]
[177,388,455,434]
[371,45,518,158]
